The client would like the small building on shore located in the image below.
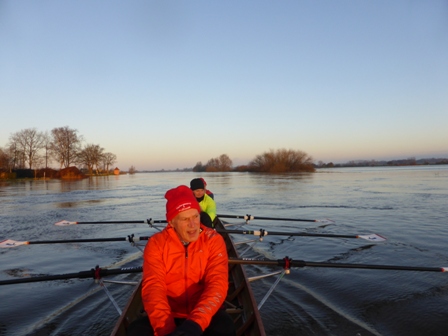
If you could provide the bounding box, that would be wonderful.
[113,167,120,175]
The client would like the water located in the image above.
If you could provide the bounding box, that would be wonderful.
[1,166,448,336]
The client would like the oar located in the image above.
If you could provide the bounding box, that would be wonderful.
[0,235,151,248]
[55,219,167,226]
[3,258,445,286]
[217,214,334,224]
[217,229,386,242]
[0,266,143,286]
[229,257,448,273]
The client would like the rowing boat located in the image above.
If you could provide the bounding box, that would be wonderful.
[110,217,266,336]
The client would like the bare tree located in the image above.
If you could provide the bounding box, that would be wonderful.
[250,150,278,172]
[205,154,233,172]
[192,161,206,172]
[50,126,82,169]
[6,142,24,170]
[33,156,45,178]
[102,152,117,173]
[8,128,45,169]
[217,154,232,171]
[42,132,52,169]
[77,144,104,175]
[205,158,220,172]
[0,147,12,171]
[249,149,315,173]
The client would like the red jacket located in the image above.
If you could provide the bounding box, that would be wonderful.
[142,224,228,336]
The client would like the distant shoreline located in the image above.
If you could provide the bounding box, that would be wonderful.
[138,162,448,173]
[316,157,448,169]
[1,158,447,178]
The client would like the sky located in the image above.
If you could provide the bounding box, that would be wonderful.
[1,1,447,170]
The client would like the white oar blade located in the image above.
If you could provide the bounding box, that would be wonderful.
[358,234,386,242]
[0,239,28,248]
[55,220,77,226]
[316,218,335,224]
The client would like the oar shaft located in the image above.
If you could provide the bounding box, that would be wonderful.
[272,232,357,239]
[302,261,445,272]
[228,258,447,273]
[77,221,145,224]
[77,220,166,224]
[252,216,316,222]
[217,214,316,222]
[55,219,167,226]
[0,266,143,286]
[29,238,126,244]
[219,229,357,239]
[27,237,152,244]
[59,220,167,225]
[0,270,95,285]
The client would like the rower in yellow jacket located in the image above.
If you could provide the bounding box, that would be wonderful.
[190,178,217,227]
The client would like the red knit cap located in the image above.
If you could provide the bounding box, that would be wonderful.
[165,185,201,222]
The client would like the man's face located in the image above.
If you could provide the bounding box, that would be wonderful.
[169,208,201,243]
[192,189,205,198]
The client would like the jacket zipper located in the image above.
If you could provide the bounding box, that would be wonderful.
[184,244,189,313]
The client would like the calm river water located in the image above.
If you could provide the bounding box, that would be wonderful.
[1,166,448,336]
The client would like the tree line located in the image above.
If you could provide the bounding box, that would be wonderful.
[193,149,315,173]
[1,127,315,175]
[0,126,117,175]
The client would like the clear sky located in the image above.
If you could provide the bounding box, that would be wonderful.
[1,1,447,170]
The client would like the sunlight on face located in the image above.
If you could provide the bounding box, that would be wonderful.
[192,189,205,198]
[169,208,201,243]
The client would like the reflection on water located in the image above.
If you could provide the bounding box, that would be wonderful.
[58,177,116,192]
[55,199,105,208]
[248,172,315,183]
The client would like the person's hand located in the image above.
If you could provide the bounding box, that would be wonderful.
[166,320,202,336]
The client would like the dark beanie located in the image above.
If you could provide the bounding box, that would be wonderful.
[190,178,205,191]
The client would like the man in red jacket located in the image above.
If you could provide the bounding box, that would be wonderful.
[127,185,235,336]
